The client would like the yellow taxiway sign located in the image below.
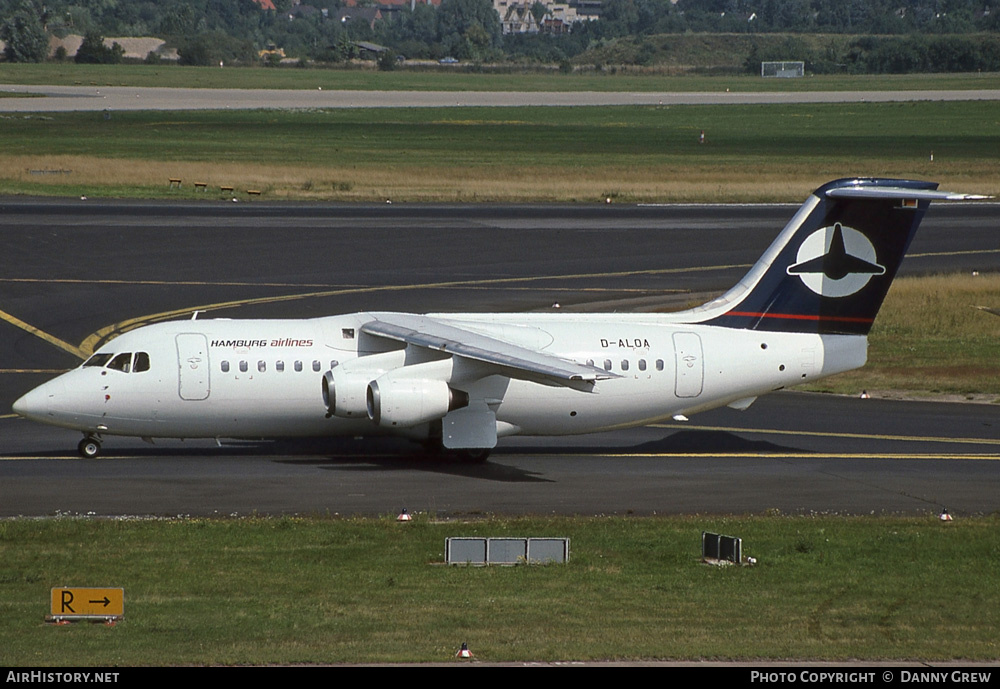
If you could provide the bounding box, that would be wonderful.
[50,588,124,618]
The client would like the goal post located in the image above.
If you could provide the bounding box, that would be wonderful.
[761,61,804,78]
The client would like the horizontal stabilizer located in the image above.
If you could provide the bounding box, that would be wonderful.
[826,186,991,201]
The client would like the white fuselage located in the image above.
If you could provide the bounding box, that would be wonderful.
[16,178,977,454]
[16,311,866,442]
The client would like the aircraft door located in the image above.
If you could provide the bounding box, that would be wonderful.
[176,333,210,401]
[673,332,704,398]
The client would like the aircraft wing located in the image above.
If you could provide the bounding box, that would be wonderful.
[360,313,619,389]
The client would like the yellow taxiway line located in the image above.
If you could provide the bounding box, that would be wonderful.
[1,451,997,462]
[0,308,87,360]
[649,422,1000,447]
[599,452,1000,460]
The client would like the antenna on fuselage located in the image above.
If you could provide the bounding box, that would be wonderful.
[191,311,201,320]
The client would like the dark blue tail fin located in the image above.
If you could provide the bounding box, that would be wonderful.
[698,178,976,335]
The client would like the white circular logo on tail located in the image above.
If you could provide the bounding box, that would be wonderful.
[786,223,885,297]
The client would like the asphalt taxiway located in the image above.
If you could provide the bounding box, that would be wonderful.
[2,85,1000,112]
[3,390,1000,518]
[2,200,999,517]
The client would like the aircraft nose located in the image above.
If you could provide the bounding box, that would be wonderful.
[12,378,66,422]
[13,386,42,420]
[11,392,27,416]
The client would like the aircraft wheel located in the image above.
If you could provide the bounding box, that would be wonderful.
[78,437,101,459]
[421,441,490,463]
[455,449,491,464]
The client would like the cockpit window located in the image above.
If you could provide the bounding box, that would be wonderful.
[83,352,151,373]
[133,352,150,373]
[107,353,133,372]
[83,353,113,368]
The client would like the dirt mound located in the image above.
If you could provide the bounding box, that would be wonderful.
[48,34,176,61]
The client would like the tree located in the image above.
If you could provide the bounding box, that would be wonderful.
[437,0,501,53]
[74,32,124,64]
[377,47,397,71]
[600,0,640,36]
[0,4,49,63]
[159,3,198,36]
[462,21,494,61]
[530,1,547,27]
[178,31,255,66]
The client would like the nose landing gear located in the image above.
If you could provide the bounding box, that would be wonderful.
[78,435,102,459]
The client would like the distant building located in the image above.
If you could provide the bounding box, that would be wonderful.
[499,3,541,34]
[354,41,391,59]
[492,0,597,34]
[542,16,570,34]
[572,0,602,20]
[288,4,322,19]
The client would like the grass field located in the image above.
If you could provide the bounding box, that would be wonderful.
[814,274,1000,397]
[1,514,997,665]
[1,100,997,202]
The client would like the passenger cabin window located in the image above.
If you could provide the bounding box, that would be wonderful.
[220,359,329,376]
[638,359,647,371]
[656,359,664,371]
[621,360,629,371]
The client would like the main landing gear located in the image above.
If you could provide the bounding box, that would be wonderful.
[452,448,491,463]
[421,439,490,463]
[78,435,102,459]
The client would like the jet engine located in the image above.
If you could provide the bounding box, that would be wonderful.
[322,368,374,419]
[366,376,469,428]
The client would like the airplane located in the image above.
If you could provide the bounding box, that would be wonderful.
[12,178,987,460]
